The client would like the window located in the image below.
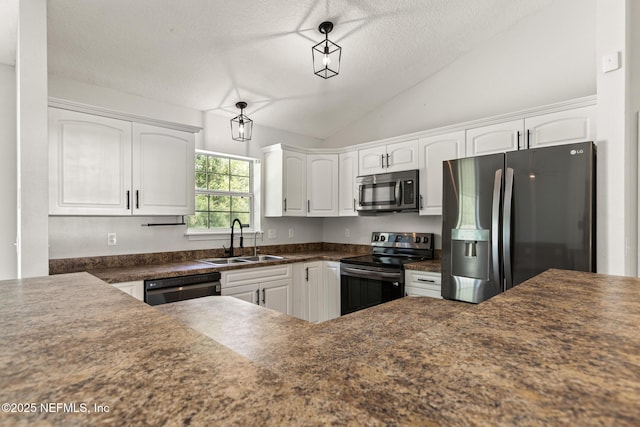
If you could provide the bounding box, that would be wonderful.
[189,151,257,231]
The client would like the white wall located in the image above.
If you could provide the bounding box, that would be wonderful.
[48,79,324,259]
[595,0,638,276]
[17,0,48,278]
[323,0,596,148]
[0,64,17,280]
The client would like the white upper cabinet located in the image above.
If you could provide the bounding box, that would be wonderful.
[49,108,132,215]
[359,139,419,174]
[264,146,307,217]
[465,119,523,156]
[132,123,195,216]
[307,154,339,217]
[466,106,596,156]
[338,151,359,216]
[525,106,596,149]
[49,108,195,216]
[418,130,465,216]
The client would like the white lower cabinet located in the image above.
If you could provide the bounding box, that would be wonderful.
[112,281,144,301]
[293,261,341,322]
[221,265,293,315]
[404,271,442,299]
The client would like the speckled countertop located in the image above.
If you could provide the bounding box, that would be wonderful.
[88,251,368,283]
[2,269,639,425]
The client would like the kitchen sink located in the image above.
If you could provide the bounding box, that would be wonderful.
[197,254,284,266]
[237,255,284,262]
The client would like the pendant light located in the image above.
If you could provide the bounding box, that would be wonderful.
[230,101,253,142]
[312,21,341,79]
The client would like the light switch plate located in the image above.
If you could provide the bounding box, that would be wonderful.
[602,52,621,73]
[107,232,117,245]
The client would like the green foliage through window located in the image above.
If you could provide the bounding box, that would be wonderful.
[190,153,253,230]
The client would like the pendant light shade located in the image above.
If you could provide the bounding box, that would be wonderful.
[231,101,253,142]
[312,21,341,79]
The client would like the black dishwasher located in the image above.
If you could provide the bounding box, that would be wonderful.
[144,272,221,306]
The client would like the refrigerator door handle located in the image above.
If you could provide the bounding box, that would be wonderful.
[502,167,515,290]
[491,169,503,285]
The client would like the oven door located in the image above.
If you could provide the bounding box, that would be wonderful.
[340,264,404,315]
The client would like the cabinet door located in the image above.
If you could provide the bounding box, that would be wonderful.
[419,131,465,216]
[304,261,323,323]
[338,151,359,216]
[466,119,523,156]
[358,145,386,175]
[525,106,596,149]
[386,139,419,172]
[222,283,260,305]
[132,123,195,216]
[323,261,341,321]
[49,108,132,215]
[261,279,292,315]
[283,150,307,216]
[307,154,339,217]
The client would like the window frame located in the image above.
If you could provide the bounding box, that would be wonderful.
[186,150,261,238]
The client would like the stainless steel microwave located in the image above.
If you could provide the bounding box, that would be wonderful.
[357,169,419,213]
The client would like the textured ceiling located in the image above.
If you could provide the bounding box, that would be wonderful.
[47,0,553,139]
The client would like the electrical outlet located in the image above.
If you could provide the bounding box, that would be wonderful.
[288,228,294,238]
[107,232,117,246]
[268,229,277,239]
[345,228,350,237]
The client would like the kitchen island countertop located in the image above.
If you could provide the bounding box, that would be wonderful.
[2,269,639,425]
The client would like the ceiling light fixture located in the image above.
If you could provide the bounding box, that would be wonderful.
[312,21,341,79]
[230,101,253,142]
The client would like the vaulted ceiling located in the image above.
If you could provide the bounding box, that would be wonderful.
[47,0,553,139]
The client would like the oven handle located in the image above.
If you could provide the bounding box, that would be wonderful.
[145,282,219,295]
[341,266,402,281]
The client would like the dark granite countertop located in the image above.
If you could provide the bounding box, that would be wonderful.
[89,251,366,283]
[2,269,639,425]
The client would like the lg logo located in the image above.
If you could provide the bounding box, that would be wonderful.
[570,149,584,155]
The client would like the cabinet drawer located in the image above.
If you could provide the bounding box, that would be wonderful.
[405,271,441,285]
[222,264,292,288]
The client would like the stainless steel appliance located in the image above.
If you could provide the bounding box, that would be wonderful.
[341,232,434,314]
[442,141,596,303]
[357,169,419,213]
[144,272,221,306]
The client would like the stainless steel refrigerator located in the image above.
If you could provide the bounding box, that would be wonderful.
[441,141,596,303]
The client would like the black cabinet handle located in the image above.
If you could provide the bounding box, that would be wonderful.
[261,288,266,305]
[353,198,356,212]
[526,129,531,150]
[307,200,310,213]
[305,267,309,281]
[284,198,287,212]
[255,289,259,305]
[516,131,521,150]
[419,194,424,210]
[126,190,130,210]
[386,153,390,168]
[135,190,139,209]
[381,154,384,168]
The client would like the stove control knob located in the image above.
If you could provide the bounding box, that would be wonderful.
[395,235,402,242]
[373,234,380,241]
[415,236,421,243]
[380,235,386,242]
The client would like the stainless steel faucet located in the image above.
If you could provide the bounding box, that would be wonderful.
[253,231,263,256]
